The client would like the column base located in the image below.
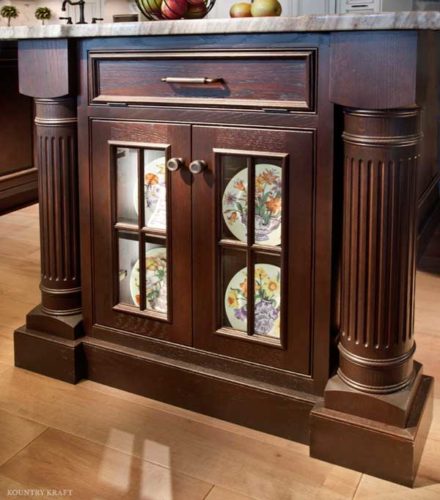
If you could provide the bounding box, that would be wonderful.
[14,305,86,383]
[310,374,434,487]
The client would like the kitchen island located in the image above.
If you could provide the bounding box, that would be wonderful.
[1,13,439,486]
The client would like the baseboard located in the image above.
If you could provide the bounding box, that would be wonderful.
[82,336,318,445]
[0,167,38,215]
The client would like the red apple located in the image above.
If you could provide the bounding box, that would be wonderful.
[185,3,207,18]
[187,0,205,4]
[230,2,252,18]
[161,0,187,19]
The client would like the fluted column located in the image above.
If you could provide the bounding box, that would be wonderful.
[35,97,81,316]
[14,95,85,383]
[338,108,420,395]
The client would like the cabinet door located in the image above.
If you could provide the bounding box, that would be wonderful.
[193,126,315,374]
[91,120,192,345]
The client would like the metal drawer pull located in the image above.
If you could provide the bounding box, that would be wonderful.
[161,77,223,84]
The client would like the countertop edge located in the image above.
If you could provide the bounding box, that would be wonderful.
[1,12,440,41]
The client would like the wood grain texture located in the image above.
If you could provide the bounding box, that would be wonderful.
[0,205,439,498]
[338,109,421,395]
[0,428,213,500]
[0,409,47,467]
[0,42,35,214]
[90,50,315,111]
[330,31,418,109]
[18,39,71,98]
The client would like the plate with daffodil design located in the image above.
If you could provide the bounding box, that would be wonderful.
[225,264,281,338]
[133,156,167,230]
[130,246,168,314]
[222,164,282,246]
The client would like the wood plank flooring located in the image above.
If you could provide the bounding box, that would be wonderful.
[0,204,438,500]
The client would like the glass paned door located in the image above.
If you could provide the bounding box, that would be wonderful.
[192,126,315,374]
[113,145,169,318]
[91,120,192,346]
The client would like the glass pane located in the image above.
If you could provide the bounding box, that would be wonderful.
[254,254,282,339]
[116,148,139,226]
[144,150,167,231]
[221,155,248,242]
[222,248,248,332]
[255,159,282,247]
[145,241,168,315]
[118,231,139,307]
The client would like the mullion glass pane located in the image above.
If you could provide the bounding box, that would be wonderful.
[221,248,248,333]
[144,149,167,231]
[221,155,248,242]
[116,148,139,225]
[254,159,282,247]
[145,240,168,315]
[253,253,282,339]
[118,231,140,307]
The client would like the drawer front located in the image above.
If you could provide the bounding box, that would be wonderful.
[89,50,316,111]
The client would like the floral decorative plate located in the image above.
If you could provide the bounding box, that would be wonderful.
[225,264,281,338]
[133,156,167,230]
[130,246,168,314]
[222,164,282,246]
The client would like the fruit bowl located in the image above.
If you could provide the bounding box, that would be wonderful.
[135,0,216,20]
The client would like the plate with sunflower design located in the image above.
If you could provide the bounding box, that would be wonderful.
[225,263,281,338]
[130,246,168,314]
[133,156,167,230]
[222,164,282,246]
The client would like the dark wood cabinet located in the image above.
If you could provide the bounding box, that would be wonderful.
[0,42,35,214]
[13,28,438,487]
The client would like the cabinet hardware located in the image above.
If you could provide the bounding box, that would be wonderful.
[161,77,223,84]
[189,160,207,175]
[167,157,184,172]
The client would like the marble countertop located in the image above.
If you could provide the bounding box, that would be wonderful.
[1,12,440,40]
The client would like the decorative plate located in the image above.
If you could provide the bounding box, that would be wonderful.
[224,264,281,338]
[133,156,167,230]
[222,164,282,246]
[130,246,168,314]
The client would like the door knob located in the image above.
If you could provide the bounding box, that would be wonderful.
[166,158,184,172]
[189,160,207,175]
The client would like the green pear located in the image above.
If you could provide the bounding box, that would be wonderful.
[251,0,282,17]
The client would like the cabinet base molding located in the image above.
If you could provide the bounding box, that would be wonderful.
[310,375,434,487]
[14,326,86,384]
[81,337,317,445]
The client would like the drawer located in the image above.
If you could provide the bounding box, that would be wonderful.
[89,50,316,111]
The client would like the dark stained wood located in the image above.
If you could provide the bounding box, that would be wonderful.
[12,29,438,487]
[192,125,319,375]
[310,375,434,487]
[0,42,35,214]
[89,50,315,111]
[330,31,418,109]
[18,39,72,99]
[90,120,192,346]
[337,108,420,397]
[83,335,318,445]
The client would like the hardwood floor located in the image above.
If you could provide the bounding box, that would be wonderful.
[0,204,438,500]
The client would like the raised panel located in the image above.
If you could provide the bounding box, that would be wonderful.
[90,50,315,111]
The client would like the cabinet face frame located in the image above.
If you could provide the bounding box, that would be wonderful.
[78,34,334,394]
